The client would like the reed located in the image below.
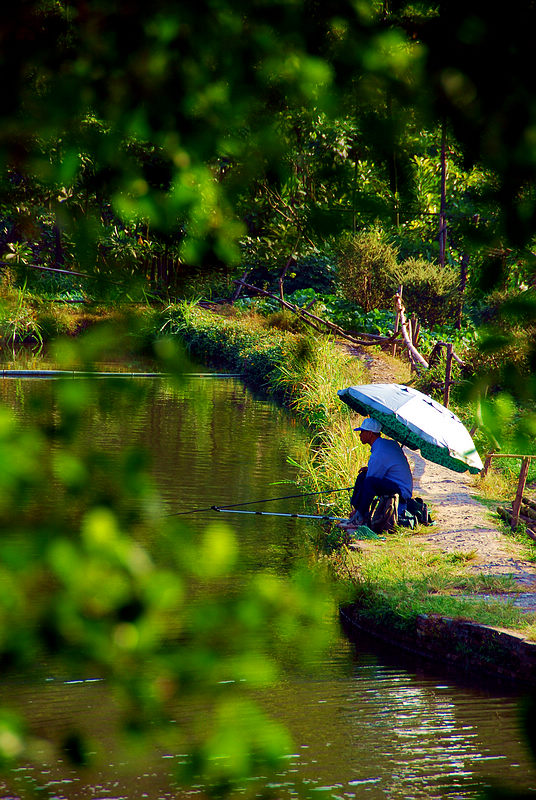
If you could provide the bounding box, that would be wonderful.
[269,336,371,515]
[161,303,372,515]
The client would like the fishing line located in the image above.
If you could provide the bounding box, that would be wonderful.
[167,485,353,517]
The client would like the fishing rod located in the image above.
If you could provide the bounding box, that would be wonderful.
[211,506,348,522]
[168,486,353,516]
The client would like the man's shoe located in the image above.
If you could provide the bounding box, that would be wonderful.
[338,512,364,529]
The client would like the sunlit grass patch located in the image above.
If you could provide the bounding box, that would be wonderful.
[330,531,536,637]
[475,466,519,504]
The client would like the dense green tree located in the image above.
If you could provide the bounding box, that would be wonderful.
[0,1,426,267]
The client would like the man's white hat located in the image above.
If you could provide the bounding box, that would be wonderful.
[354,417,382,433]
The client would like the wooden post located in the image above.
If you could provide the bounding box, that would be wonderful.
[512,457,531,530]
[443,343,453,408]
[391,285,402,357]
[410,313,420,346]
[482,451,494,477]
[428,342,442,367]
[413,317,420,346]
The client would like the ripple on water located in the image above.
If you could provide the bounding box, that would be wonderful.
[0,375,535,800]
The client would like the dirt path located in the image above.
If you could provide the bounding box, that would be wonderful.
[345,344,536,612]
[409,452,536,608]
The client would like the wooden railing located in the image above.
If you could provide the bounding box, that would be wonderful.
[483,453,536,530]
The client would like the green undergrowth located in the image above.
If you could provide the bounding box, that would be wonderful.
[160,301,536,640]
[330,530,536,639]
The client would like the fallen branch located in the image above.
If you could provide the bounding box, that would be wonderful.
[229,266,251,303]
[523,495,536,513]
[521,504,536,521]
[233,280,404,347]
[0,260,91,279]
[497,506,536,541]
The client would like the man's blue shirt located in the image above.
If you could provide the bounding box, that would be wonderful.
[366,437,413,499]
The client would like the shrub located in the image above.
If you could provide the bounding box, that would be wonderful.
[394,257,458,327]
[334,228,399,312]
[287,252,336,293]
[264,309,308,333]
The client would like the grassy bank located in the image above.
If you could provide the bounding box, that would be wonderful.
[3,294,535,642]
[159,301,536,641]
[333,532,536,638]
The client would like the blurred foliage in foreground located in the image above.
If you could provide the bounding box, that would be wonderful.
[0,320,336,798]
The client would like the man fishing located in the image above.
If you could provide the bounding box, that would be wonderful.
[339,417,413,530]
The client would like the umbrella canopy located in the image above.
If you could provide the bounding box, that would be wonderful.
[337,383,483,474]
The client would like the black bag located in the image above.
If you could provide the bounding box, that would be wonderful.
[407,496,433,525]
[398,496,433,528]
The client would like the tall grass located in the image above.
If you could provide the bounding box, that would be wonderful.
[160,302,371,516]
[279,339,371,516]
[0,272,104,359]
[0,282,44,356]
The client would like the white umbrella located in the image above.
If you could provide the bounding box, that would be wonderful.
[338,383,483,474]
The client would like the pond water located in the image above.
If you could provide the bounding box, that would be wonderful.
[0,368,535,799]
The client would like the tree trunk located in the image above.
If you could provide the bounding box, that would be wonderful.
[456,253,469,329]
[439,119,447,268]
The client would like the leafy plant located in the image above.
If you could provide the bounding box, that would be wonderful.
[394,256,459,327]
[4,242,33,266]
[0,282,43,355]
[334,227,399,312]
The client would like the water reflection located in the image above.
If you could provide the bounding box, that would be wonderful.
[0,374,534,799]
[266,645,536,799]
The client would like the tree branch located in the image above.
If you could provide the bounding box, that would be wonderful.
[394,293,429,369]
[234,280,404,347]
